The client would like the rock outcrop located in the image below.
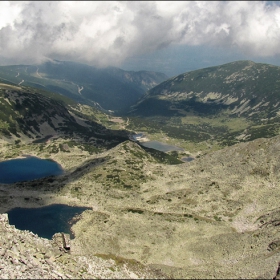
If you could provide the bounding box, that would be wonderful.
[0,214,166,279]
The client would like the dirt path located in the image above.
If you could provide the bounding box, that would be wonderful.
[78,86,83,95]
[70,82,84,95]
[36,68,43,78]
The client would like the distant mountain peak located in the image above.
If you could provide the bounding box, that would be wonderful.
[128,60,280,145]
[133,60,280,118]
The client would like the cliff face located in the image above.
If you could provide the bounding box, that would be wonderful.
[0,214,166,279]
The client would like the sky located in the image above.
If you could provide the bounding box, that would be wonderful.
[1,1,280,77]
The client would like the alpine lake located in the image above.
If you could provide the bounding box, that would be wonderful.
[132,133,194,162]
[0,156,91,239]
[1,142,193,239]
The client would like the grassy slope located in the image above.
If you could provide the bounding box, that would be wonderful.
[0,82,130,153]
[0,61,280,278]
[126,61,280,152]
[1,133,279,279]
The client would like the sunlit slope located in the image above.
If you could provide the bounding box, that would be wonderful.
[0,77,280,278]
[127,61,280,150]
[11,133,277,279]
[68,135,280,278]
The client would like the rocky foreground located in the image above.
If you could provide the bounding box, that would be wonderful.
[0,214,166,279]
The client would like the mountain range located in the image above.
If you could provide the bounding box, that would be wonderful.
[0,60,167,113]
[0,60,280,279]
[127,60,280,150]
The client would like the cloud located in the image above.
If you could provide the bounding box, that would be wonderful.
[0,1,280,66]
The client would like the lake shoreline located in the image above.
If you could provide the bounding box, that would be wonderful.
[130,132,185,152]
[7,204,92,239]
[0,156,64,184]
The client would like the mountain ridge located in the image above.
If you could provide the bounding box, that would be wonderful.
[126,60,280,150]
[132,60,280,119]
[0,60,168,113]
[0,82,129,149]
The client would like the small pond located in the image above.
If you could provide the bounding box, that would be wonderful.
[131,132,145,140]
[140,141,184,152]
[0,156,63,184]
[131,132,184,153]
[7,204,91,239]
[181,157,195,162]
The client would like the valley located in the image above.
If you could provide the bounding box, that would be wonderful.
[126,60,280,152]
[0,61,168,113]
[0,60,280,279]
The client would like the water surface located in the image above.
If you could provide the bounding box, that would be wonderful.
[0,156,63,184]
[181,157,195,162]
[7,204,91,239]
[140,141,184,152]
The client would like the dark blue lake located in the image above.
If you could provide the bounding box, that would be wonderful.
[7,204,91,239]
[0,156,63,184]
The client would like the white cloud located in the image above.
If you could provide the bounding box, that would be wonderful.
[0,1,23,29]
[0,1,279,66]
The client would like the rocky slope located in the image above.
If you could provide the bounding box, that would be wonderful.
[69,137,280,279]
[0,82,129,147]
[1,135,280,279]
[133,60,280,120]
[0,214,166,279]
